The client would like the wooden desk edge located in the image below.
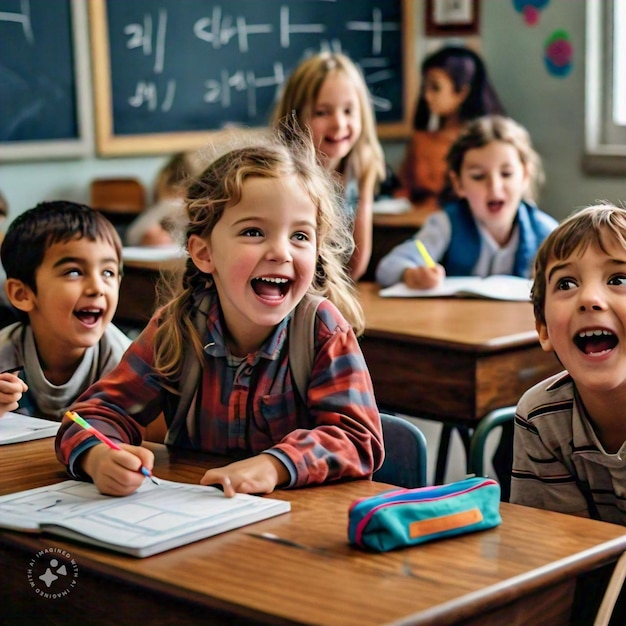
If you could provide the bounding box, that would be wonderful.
[392,534,626,626]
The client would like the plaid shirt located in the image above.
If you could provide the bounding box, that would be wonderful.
[56,295,383,487]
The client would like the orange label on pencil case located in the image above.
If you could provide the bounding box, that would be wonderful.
[409,508,483,538]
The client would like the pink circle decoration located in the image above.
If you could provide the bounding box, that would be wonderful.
[544,30,573,77]
[523,6,540,26]
[513,0,550,25]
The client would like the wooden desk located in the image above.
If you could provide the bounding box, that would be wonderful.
[1,439,625,626]
[358,283,562,481]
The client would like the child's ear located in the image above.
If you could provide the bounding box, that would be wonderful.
[188,234,215,274]
[535,319,554,353]
[5,278,35,313]
[449,171,465,198]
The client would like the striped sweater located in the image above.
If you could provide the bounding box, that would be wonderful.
[510,371,626,524]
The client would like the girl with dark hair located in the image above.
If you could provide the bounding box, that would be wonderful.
[399,46,506,203]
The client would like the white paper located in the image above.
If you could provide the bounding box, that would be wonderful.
[0,413,60,445]
[122,245,186,262]
[372,197,412,215]
[379,275,532,302]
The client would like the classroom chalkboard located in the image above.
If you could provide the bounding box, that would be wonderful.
[90,0,416,156]
[0,0,90,160]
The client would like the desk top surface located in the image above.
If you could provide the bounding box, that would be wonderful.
[2,438,626,626]
[358,282,541,350]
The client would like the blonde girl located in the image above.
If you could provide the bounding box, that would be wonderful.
[56,128,383,498]
[272,52,386,280]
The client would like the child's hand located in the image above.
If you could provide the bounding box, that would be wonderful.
[81,443,155,496]
[0,373,28,416]
[200,455,289,497]
[403,264,446,289]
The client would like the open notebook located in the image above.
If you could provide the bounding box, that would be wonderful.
[0,413,60,445]
[379,275,533,302]
[0,479,290,557]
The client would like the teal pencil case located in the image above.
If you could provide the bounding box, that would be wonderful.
[348,477,501,552]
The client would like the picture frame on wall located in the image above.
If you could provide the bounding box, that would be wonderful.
[425,0,480,36]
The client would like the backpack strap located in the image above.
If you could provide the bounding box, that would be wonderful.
[164,291,211,447]
[288,294,324,404]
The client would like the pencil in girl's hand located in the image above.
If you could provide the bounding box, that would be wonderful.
[415,240,436,268]
[65,411,158,485]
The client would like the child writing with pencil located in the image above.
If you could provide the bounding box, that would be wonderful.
[376,115,558,290]
[272,52,386,280]
[56,128,384,498]
[0,201,131,419]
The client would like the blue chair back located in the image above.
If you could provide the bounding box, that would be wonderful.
[373,413,428,488]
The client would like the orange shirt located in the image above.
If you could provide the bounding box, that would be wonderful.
[398,127,460,200]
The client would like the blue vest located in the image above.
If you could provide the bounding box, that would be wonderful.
[442,199,557,277]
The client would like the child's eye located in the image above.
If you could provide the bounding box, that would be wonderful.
[501,170,513,178]
[469,174,485,181]
[608,275,626,286]
[103,269,118,279]
[241,228,263,237]
[556,277,577,291]
[292,232,309,242]
[64,268,82,277]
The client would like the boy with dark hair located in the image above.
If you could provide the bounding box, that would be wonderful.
[0,201,131,419]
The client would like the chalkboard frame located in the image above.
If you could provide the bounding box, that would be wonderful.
[90,0,417,157]
[0,0,93,162]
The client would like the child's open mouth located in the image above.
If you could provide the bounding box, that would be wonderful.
[487,201,504,214]
[74,308,103,325]
[573,329,618,355]
[251,277,290,298]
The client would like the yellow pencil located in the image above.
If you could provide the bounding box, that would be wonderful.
[415,240,436,268]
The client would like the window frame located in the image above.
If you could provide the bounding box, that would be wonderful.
[584,0,626,175]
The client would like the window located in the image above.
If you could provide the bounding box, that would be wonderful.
[584,0,626,174]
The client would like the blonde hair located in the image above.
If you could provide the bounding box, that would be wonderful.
[272,52,385,184]
[532,203,626,325]
[446,115,544,205]
[153,127,364,381]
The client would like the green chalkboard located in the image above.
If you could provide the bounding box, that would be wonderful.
[0,0,90,161]
[90,0,415,156]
